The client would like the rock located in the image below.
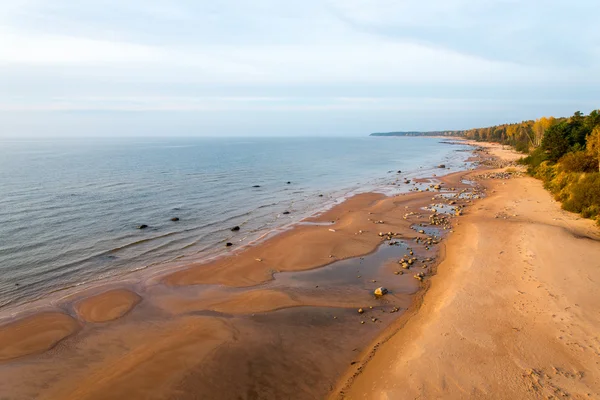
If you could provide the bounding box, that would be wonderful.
[433,185,441,190]
[358,308,364,314]
[397,170,402,173]
[170,217,180,222]
[231,226,240,232]
[252,185,261,188]
[283,211,290,215]
[437,164,446,168]
[418,229,425,234]
[318,194,324,197]
[138,224,148,229]
[225,242,233,247]
[413,272,425,281]
[287,181,291,184]
[374,287,388,296]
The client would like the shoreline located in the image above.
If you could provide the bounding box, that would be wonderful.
[334,142,600,399]
[0,137,472,313]
[0,143,484,399]
[0,138,473,314]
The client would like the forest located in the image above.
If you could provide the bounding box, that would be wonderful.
[462,110,600,225]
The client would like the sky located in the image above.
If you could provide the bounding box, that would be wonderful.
[0,0,598,137]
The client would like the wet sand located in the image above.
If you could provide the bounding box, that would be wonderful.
[335,143,600,399]
[0,312,80,362]
[0,148,483,399]
[75,289,142,323]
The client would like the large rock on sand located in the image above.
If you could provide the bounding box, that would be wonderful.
[374,287,388,296]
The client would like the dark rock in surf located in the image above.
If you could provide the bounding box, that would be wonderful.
[283,211,290,215]
[252,185,261,188]
[226,242,233,247]
[437,164,446,168]
[171,217,180,221]
[138,224,148,229]
[231,226,240,232]
[287,181,291,184]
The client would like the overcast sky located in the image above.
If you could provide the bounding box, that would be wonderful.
[0,0,598,137]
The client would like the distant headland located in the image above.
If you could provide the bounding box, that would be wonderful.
[370,131,462,137]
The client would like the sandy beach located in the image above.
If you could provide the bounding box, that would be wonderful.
[2,141,596,399]
[334,143,600,399]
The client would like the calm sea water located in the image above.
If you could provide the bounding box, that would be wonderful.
[0,137,471,308]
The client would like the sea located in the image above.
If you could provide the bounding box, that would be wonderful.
[0,136,472,308]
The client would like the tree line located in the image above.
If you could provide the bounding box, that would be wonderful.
[462,110,600,225]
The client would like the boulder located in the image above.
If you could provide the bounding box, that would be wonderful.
[138,224,148,229]
[283,211,290,215]
[225,242,233,247]
[231,226,241,232]
[437,164,446,168]
[170,217,180,222]
[374,287,388,296]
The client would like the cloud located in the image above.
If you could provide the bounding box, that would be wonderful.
[0,31,160,65]
[0,0,597,135]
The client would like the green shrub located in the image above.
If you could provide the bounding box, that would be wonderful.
[520,148,548,174]
[515,141,530,154]
[534,161,557,185]
[551,172,572,197]
[561,173,600,220]
[558,151,599,173]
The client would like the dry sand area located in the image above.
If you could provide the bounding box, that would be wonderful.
[336,143,600,399]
